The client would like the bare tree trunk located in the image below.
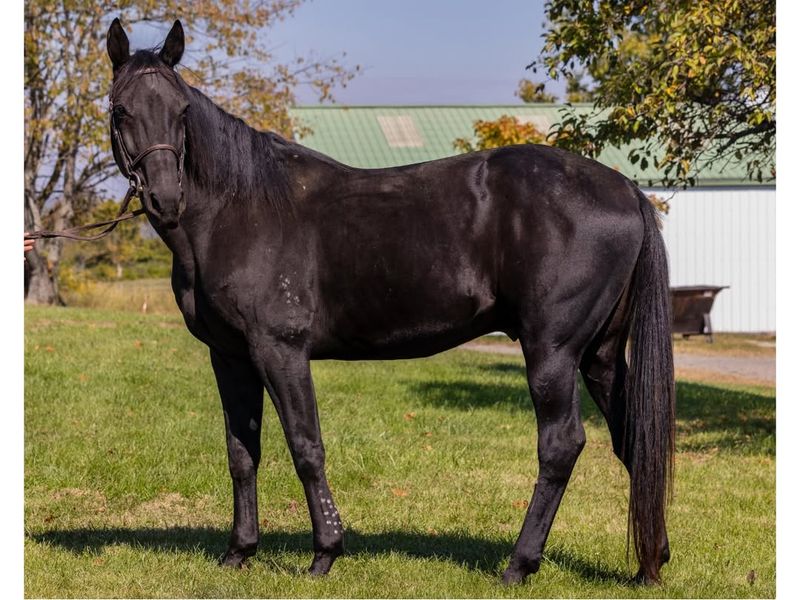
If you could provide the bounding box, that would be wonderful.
[24,149,77,305]
[24,168,60,305]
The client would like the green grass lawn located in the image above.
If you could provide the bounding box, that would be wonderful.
[24,305,775,598]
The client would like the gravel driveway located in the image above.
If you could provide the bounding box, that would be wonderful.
[460,343,775,385]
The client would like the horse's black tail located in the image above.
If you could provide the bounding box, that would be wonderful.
[623,190,675,582]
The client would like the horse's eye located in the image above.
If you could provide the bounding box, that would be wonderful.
[113,105,128,120]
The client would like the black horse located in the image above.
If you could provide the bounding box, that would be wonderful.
[105,19,674,585]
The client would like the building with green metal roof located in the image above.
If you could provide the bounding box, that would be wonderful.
[289,104,767,187]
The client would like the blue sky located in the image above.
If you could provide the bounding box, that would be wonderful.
[133,0,553,106]
[267,0,552,105]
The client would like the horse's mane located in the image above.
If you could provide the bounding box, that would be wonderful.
[111,51,292,215]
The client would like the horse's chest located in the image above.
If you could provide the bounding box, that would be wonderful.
[171,269,251,356]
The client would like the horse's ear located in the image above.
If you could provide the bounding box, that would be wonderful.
[106,17,130,71]
[159,20,184,68]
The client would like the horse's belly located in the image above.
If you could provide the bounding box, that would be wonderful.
[312,281,502,359]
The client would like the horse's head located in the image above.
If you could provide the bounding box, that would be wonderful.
[107,18,189,229]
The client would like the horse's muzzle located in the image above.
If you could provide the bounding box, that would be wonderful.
[145,187,184,229]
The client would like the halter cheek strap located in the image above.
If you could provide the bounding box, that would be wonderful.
[110,103,185,190]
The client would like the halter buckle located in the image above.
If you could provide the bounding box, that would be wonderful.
[129,172,143,194]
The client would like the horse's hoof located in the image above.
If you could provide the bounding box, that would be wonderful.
[633,568,661,586]
[501,568,526,585]
[219,549,252,568]
[501,559,539,585]
[308,550,340,576]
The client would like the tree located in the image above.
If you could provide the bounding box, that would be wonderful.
[69,200,148,280]
[60,198,173,287]
[453,78,555,153]
[453,115,548,153]
[536,0,775,187]
[515,78,557,104]
[24,1,358,303]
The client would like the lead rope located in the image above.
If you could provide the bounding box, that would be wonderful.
[24,184,145,242]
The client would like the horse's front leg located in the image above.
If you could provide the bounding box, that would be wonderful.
[210,349,265,567]
[252,340,344,575]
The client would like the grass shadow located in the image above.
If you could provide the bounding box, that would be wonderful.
[408,379,531,412]
[544,545,631,585]
[408,360,605,422]
[674,380,774,454]
[30,526,628,582]
[410,359,774,455]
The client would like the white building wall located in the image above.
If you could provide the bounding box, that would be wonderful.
[647,186,776,333]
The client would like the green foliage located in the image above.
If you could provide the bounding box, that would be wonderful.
[60,201,172,290]
[537,0,775,187]
[24,306,775,597]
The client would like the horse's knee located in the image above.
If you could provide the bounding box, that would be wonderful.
[537,420,586,481]
[292,438,325,479]
[227,435,258,480]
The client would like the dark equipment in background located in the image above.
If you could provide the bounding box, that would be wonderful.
[671,285,729,342]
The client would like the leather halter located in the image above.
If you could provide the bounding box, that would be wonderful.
[109,66,186,207]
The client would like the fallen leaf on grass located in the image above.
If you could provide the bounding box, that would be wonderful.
[287,500,299,513]
[403,412,416,421]
[391,488,409,497]
[133,340,142,348]
[512,499,529,509]
[747,570,756,585]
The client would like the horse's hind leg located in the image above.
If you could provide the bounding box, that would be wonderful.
[579,296,671,579]
[250,340,344,575]
[210,349,265,567]
[503,343,586,584]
